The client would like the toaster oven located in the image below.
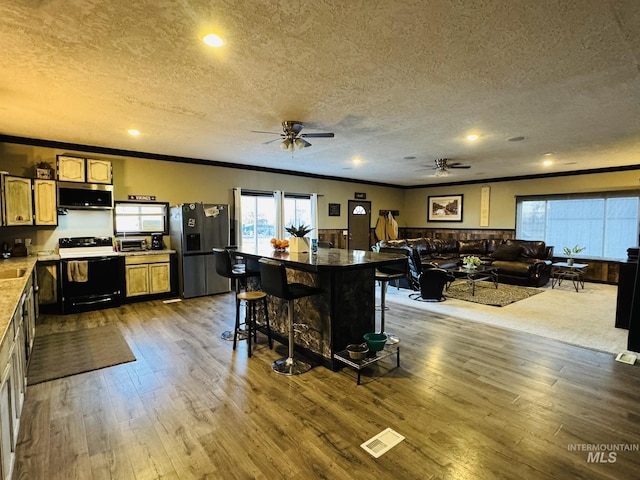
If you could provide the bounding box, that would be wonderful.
[117,238,147,252]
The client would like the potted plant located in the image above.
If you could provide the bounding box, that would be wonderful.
[462,255,482,269]
[563,244,585,266]
[34,161,53,179]
[286,224,313,253]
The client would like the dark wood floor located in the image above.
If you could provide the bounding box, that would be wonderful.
[13,292,640,479]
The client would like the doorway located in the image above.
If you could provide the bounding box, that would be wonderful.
[348,200,371,250]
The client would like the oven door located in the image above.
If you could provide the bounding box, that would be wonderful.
[59,256,123,313]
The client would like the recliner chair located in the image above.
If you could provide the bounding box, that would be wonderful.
[414,268,455,302]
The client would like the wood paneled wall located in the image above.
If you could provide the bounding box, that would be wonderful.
[319,227,622,284]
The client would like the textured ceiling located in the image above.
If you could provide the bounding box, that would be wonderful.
[1,0,640,186]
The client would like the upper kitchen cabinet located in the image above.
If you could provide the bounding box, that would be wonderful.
[57,155,85,182]
[57,155,112,184]
[86,159,112,184]
[33,179,57,226]
[1,176,33,226]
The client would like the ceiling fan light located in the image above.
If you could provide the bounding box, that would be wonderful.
[280,138,293,151]
[294,138,311,149]
[434,169,450,177]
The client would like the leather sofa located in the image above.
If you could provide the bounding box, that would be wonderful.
[375,238,553,288]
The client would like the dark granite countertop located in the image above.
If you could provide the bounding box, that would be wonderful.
[237,247,407,272]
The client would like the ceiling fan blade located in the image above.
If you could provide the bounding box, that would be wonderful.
[251,130,283,135]
[262,137,284,145]
[449,164,471,169]
[300,132,335,138]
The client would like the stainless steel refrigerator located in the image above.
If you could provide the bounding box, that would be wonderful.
[169,203,230,298]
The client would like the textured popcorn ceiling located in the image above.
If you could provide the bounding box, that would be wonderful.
[1,0,640,186]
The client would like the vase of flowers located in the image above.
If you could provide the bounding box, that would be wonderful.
[462,255,482,269]
[286,224,313,253]
[563,245,585,266]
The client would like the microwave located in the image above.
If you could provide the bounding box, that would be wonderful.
[58,182,114,209]
[118,238,147,252]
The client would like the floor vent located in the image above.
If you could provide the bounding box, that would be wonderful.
[361,428,405,458]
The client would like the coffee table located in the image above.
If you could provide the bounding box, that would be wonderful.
[551,262,588,292]
[446,265,498,296]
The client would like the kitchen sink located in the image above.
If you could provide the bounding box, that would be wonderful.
[0,268,27,279]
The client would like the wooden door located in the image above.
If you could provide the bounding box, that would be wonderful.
[57,156,85,182]
[33,179,57,225]
[86,159,112,184]
[125,265,149,297]
[347,200,371,251]
[149,263,171,294]
[2,176,32,226]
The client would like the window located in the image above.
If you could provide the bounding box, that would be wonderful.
[516,193,639,259]
[237,190,316,250]
[114,201,169,235]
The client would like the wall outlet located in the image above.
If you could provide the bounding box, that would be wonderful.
[342,230,348,236]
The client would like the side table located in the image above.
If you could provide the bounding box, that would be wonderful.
[334,345,400,385]
[551,262,588,292]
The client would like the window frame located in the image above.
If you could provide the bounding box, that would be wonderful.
[515,191,640,260]
[113,200,170,236]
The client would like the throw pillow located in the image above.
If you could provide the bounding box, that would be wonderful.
[491,244,522,261]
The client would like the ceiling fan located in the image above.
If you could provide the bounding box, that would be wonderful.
[252,121,335,151]
[432,158,471,176]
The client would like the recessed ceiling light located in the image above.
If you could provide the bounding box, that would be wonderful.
[466,134,479,141]
[506,136,526,142]
[127,129,140,136]
[352,156,362,165]
[203,34,224,47]
[543,152,554,156]
[543,159,553,166]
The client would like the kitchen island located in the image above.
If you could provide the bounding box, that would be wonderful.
[237,247,408,370]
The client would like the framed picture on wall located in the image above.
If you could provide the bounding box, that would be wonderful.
[427,194,463,222]
[328,203,341,216]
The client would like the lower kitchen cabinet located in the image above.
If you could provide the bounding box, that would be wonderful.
[125,254,172,298]
[0,273,33,480]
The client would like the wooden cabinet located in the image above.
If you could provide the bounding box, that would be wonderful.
[0,272,35,480]
[57,155,85,182]
[86,159,112,184]
[1,176,33,226]
[33,179,57,226]
[57,155,112,184]
[125,254,172,297]
[36,263,58,307]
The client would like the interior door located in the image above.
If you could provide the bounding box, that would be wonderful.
[348,200,371,251]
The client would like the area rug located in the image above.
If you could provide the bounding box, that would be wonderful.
[27,325,136,385]
[444,280,543,306]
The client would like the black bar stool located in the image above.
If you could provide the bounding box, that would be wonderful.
[375,248,409,339]
[235,290,272,357]
[213,248,260,341]
[259,258,323,375]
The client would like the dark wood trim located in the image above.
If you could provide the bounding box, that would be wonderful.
[0,134,399,188]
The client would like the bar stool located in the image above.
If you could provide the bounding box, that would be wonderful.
[375,248,409,340]
[258,258,323,375]
[235,290,272,357]
[213,248,260,341]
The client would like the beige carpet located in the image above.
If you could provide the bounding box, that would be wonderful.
[383,281,628,354]
[27,325,136,385]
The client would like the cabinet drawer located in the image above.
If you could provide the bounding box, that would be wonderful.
[125,254,171,265]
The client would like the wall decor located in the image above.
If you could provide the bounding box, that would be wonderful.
[354,192,367,199]
[480,185,490,226]
[428,194,463,222]
[328,203,341,216]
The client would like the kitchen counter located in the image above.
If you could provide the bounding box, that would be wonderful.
[0,256,37,346]
[237,247,408,369]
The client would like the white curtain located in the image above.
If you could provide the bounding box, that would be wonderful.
[233,187,242,248]
[311,193,319,240]
[274,190,285,239]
